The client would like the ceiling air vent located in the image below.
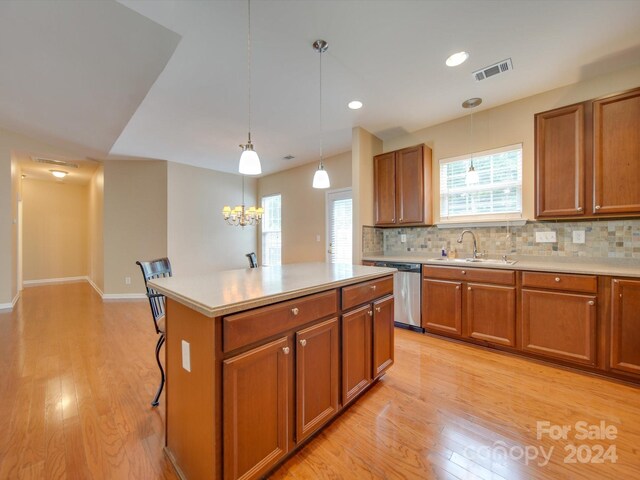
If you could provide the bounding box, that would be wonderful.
[31,156,79,169]
[283,155,295,160]
[473,58,513,82]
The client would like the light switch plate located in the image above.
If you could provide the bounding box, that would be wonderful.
[535,231,557,243]
[181,340,191,372]
[400,234,407,243]
[573,230,586,244]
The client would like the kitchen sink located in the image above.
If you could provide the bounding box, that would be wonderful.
[428,257,518,265]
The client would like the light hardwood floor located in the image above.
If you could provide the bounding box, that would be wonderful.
[1,283,638,479]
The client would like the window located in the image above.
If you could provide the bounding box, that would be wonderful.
[261,194,281,266]
[326,189,352,264]
[439,144,522,221]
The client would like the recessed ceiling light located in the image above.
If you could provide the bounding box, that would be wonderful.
[462,97,482,109]
[348,100,363,110]
[446,51,469,67]
[50,170,68,178]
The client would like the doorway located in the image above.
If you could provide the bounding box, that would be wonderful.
[326,188,352,264]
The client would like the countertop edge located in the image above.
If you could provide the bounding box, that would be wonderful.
[149,269,396,318]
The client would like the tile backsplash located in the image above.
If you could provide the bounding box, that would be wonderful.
[363,220,640,259]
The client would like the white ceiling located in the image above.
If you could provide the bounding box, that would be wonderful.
[2,0,640,176]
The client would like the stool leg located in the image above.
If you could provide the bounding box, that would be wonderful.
[152,334,166,407]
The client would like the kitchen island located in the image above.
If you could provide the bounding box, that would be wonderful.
[149,263,396,480]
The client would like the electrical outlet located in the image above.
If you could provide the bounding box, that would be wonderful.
[573,230,586,244]
[316,234,321,242]
[125,276,131,285]
[181,340,191,372]
[535,231,557,243]
[400,234,407,243]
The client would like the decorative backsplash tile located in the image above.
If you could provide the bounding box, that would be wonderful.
[362,219,640,259]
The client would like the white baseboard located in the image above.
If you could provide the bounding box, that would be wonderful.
[23,275,89,286]
[87,277,104,297]
[0,292,20,311]
[102,293,147,301]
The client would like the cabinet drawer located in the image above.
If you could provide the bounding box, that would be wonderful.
[223,290,338,352]
[341,276,393,310]
[423,265,515,286]
[522,271,597,293]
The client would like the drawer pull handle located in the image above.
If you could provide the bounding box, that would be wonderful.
[291,307,299,316]
[375,306,381,313]
[282,347,290,355]
[368,310,373,316]
[588,300,595,306]
[300,339,307,347]
[461,270,466,275]
[555,277,561,282]
[370,285,377,291]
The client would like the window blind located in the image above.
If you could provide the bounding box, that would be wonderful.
[261,194,281,266]
[329,198,352,264]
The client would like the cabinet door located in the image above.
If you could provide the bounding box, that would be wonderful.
[374,152,396,225]
[396,145,424,224]
[342,305,372,405]
[466,283,516,347]
[593,88,640,215]
[535,104,585,217]
[223,337,290,480]
[521,290,597,366]
[422,278,462,336]
[295,318,339,442]
[611,279,640,375]
[372,295,394,379]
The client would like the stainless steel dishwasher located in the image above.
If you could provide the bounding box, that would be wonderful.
[373,261,422,331]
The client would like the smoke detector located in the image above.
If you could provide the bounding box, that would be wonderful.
[472,58,513,82]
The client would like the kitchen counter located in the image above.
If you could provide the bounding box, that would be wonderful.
[363,254,640,278]
[149,262,396,317]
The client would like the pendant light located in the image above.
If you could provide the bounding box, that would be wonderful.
[462,97,482,186]
[238,0,261,175]
[312,40,330,189]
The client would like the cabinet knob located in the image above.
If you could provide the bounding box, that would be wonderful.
[595,205,601,210]
[368,310,373,316]
[588,300,595,306]
[370,285,377,291]
[282,347,290,355]
[291,307,299,316]
[375,306,381,313]
[461,270,466,275]
[456,285,460,290]
[576,206,583,211]
[555,277,561,282]
[399,217,403,222]
[468,287,471,291]
[299,339,307,347]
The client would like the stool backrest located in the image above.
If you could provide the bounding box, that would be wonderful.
[136,258,172,334]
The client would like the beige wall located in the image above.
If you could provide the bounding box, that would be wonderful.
[88,165,104,293]
[258,151,352,264]
[352,128,382,263]
[167,162,257,275]
[22,179,88,281]
[384,64,640,223]
[103,160,167,295]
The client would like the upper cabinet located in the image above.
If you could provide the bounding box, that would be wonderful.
[535,87,640,219]
[374,144,432,226]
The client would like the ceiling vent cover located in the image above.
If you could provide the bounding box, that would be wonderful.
[31,156,79,169]
[473,58,513,82]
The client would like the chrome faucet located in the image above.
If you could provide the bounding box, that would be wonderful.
[457,229,479,259]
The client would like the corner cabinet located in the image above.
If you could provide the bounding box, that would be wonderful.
[535,86,640,219]
[610,279,640,376]
[374,144,432,226]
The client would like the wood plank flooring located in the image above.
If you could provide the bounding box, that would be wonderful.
[1,282,639,479]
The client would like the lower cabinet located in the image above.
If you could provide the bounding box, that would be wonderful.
[466,283,516,347]
[223,337,291,480]
[295,318,340,442]
[422,278,462,335]
[610,279,640,375]
[521,289,597,365]
[372,295,395,379]
[342,305,372,405]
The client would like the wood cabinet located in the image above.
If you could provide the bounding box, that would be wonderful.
[342,305,372,405]
[372,295,395,379]
[610,279,640,376]
[295,318,339,442]
[422,266,516,346]
[535,87,640,219]
[374,144,432,226]
[521,289,597,366]
[223,337,291,480]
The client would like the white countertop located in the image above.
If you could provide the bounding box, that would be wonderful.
[363,254,640,278]
[148,263,396,318]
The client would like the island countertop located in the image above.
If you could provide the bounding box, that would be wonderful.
[148,262,397,318]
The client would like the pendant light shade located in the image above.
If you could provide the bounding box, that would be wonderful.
[238,0,261,175]
[465,160,480,185]
[312,39,330,189]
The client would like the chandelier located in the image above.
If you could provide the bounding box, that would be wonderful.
[222,175,263,227]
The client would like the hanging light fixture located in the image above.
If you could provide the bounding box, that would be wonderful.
[238,0,261,175]
[463,97,482,186]
[312,39,330,189]
[222,175,263,227]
